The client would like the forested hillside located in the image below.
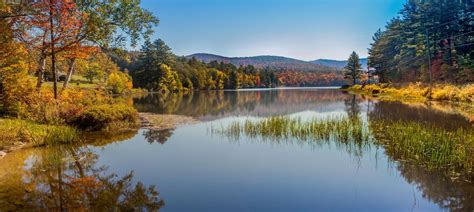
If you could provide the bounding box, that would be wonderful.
[187,53,340,72]
[111,42,347,91]
[311,58,368,70]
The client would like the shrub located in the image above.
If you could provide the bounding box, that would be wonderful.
[458,84,474,103]
[351,85,363,90]
[349,83,473,103]
[431,85,460,101]
[71,103,139,131]
[362,84,382,93]
[106,71,133,95]
[2,82,139,132]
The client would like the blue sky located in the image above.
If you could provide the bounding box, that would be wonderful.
[140,0,406,60]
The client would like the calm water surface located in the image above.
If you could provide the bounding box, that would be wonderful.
[1,88,473,211]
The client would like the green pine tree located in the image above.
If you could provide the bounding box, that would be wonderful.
[344,51,362,85]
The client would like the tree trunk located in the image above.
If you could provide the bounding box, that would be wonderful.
[62,58,76,91]
[36,56,47,90]
[49,0,57,99]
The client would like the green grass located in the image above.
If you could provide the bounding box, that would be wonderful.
[215,115,474,179]
[372,120,474,176]
[44,74,99,89]
[0,119,79,151]
[213,115,372,149]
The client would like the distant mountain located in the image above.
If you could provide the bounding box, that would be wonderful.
[186,53,341,72]
[310,58,368,70]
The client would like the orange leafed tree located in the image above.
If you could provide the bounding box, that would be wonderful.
[13,0,92,97]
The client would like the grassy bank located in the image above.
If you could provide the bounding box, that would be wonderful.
[0,119,79,152]
[0,85,140,155]
[347,83,474,104]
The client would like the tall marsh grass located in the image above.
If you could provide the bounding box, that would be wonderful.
[0,119,79,150]
[372,120,474,176]
[214,115,372,148]
[215,115,474,178]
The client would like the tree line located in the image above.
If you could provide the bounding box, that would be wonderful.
[1,0,349,103]
[368,0,473,84]
[113,38,278,93]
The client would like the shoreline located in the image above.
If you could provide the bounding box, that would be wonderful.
[0,113,198,160]
[344,84,474,120]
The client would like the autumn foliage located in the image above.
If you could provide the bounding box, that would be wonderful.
[277,70,346,87]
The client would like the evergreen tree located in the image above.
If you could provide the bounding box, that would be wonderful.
[132,39,181,91]
[226,70,240,89]
[152,39,176,66]
[344,51,362,85]
[368,0,474,83]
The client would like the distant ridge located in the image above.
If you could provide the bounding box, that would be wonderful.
[186,53,340,72]
[310,58,368,70]
[187,53,368,71]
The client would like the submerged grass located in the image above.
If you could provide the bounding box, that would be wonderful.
[372,120,474,177]
[0,119,79,151]
[215,115,474,179]
[215,115,372,147]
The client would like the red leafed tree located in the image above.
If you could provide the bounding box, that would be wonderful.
[14,0,89,98]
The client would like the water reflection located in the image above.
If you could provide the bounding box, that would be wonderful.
[84,130,139,146]
[368,101,473,130]
[134,89,349,120]
[396,163,474,211]
[144,129,174,144]
[0,145,164,211]
[205,91,474,211]
[368,100,474,211]
[344,94,362,119]
[1,89,473,211]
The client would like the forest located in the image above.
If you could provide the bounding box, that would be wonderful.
[110,39,344,93]
[0,0,339,153]
[118,39,280,93]
[368,0,473,84]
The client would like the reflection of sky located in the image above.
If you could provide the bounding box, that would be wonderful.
[141,0,406,60]
[96,90,472,211]
[99,91,444,211]
[97,122,440,211]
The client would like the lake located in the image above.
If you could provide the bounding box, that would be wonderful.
[1,88,473,211]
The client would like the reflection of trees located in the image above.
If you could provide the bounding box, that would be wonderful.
[84,130,139,146]
[394,161,474,211]
[416,163,474,211]
[369,101,472,131]
[368,101,474,211]
[343,94,367,156]
[144,129,174,144]
[344,94,361,119]
[134,89,349,120]
[0,146,164,211]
